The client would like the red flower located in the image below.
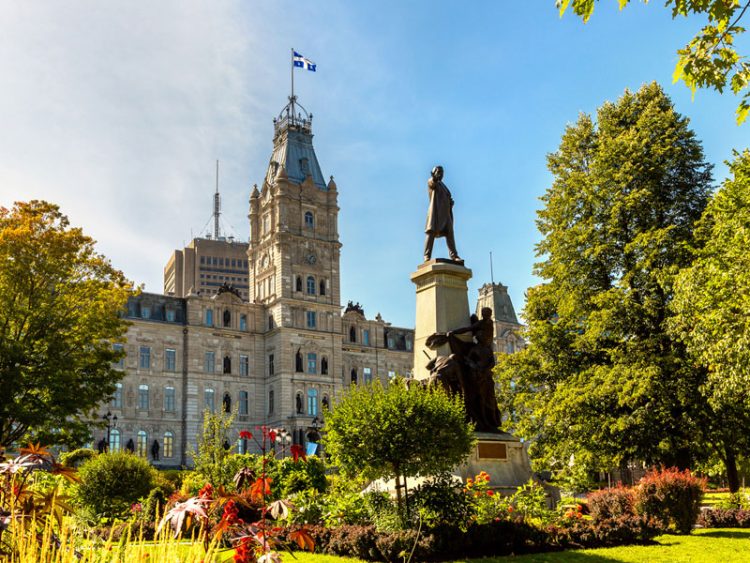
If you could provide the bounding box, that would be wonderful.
[487,490,495,496]
[198,483,214,499]
[221,500,241,525]
[233,537,253,563]
[239,430,253,440]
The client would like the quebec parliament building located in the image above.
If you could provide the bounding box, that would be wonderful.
[97,98,524,467]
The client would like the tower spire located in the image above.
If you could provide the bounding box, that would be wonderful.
[213,159,220,239]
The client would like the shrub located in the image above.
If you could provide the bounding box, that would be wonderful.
[634,467,705,534]
[284,515,663,562]
[698,508,750,528]
[224,453,327,498]
[75,452,158,519]
[409,472,474,529]
[59,447,97,467]
[587,485,635,522]
[159,469,187,489]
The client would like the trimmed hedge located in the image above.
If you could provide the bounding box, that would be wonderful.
[283,516,662,561]
[698,508,750,528]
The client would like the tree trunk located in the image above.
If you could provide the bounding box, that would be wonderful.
[394,473,403,513]
[403,473,409,520]
[725,445,740,494]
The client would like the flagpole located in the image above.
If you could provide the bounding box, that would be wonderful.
[290,48,295,110]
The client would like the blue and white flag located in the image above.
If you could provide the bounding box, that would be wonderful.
[293,51,316,72]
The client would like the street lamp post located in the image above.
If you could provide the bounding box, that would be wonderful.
[275,428,292,458]
[102,411,118,452]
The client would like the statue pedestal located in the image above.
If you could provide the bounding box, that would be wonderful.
[410,260,473,381]
[455,432,534,495]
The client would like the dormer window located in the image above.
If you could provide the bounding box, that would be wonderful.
[304,211,314,228]
[299,157,310,176]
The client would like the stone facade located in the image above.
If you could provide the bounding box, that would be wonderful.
[95,98,522,467]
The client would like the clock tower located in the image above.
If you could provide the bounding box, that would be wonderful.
[248,96,343,437]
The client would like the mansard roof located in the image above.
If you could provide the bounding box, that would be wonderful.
[476,282,520,325]
[264,97,327,190]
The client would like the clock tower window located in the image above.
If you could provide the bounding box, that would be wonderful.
[306,276,316,295]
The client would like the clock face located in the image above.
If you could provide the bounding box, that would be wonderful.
[307,253,317,265]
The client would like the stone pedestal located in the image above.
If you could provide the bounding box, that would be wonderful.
[410,260,473,380]
[455,432,533,495]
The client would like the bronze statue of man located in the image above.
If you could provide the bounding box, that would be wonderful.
[424,165,461,262]
[425,307,502,432]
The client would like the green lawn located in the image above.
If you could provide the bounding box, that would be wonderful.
[281,529,750,563]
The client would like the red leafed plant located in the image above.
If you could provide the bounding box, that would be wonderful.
[158,426,315,561]
[634,467,705,534]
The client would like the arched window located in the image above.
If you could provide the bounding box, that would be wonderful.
[304,211,314,228]
[137,431,148,458]
[319,279,326,296]
[223,393,231,413]
[306,276,315,295]
[351,368,358,385]
[295,349,303,372]
[296,276,302,292]
[321,356,328,375]
[109,429,121,452]
[240,314,247,331]
[163,432,174,458]
[205,309,213,327]
[349,326,357,343]
[307,388,318,416]
[223,309,231,328]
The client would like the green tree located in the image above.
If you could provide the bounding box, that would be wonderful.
[497,83,713,480]
[190,408,236,487]
[323,379,474,514]
[558,0,750,124]
[671,150,750,492]
[0,200,131,447]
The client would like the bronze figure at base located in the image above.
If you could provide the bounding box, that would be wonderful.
[425,307,502,433]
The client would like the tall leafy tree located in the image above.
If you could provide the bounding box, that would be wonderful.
[497,84,713,479]
[558,0,750,124]
[671,150,750,491]
[0,201,131,447]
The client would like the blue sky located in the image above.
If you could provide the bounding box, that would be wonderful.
[1,1,747,328]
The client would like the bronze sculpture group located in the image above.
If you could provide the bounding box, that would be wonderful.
[422,166,502,433]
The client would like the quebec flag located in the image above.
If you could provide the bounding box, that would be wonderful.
[293,51,317,72]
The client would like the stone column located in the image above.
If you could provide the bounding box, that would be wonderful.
[410,260,473,381]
